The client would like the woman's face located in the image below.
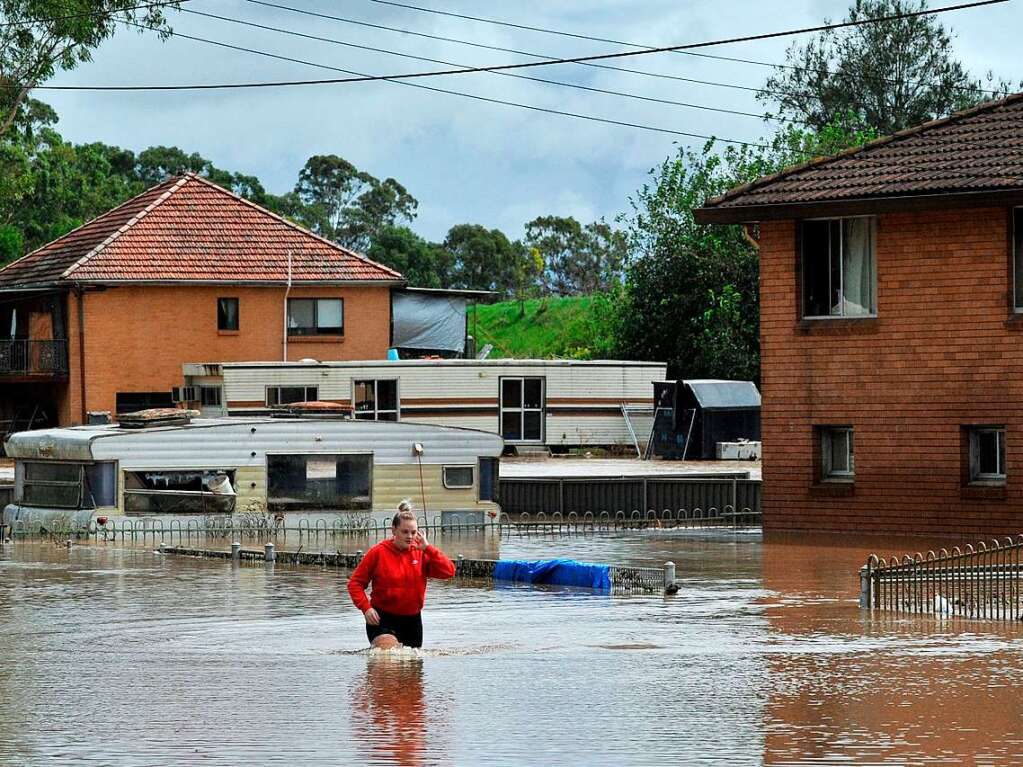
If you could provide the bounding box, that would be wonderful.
[393,519,418,550]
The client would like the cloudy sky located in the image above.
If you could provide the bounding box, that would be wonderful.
[39,0,1022,242]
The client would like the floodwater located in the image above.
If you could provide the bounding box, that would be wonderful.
[1,531,1022,766]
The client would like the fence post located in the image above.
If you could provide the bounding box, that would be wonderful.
[859,565,871,609]
[558,479,564,516]
[663,561,676,590]
[458,553,464,575]
[264,542,276,562]
[232,541,241,560]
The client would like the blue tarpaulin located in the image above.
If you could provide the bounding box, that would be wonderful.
[493,558,611,591]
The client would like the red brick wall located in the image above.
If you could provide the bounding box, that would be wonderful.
[760,206,1023,536]
[61,284,392,424]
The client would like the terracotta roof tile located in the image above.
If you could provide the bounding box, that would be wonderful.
[0,174,404,288]
[698,92,1023,219]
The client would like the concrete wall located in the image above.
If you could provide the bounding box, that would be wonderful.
[760,206,1023,536]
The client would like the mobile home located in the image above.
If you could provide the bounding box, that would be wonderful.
[180,359,666,452]
[2,414,502,531]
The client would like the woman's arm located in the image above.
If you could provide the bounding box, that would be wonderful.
[423,546,456,580]
[347,547,378,613]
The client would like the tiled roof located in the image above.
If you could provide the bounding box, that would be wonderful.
[697,92,1023,220]
[0,174,404,288]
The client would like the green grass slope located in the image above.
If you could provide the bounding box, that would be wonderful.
[467,295,615,359]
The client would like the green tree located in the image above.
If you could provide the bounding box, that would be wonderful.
[367,225,453,288]
[762,0,1019,135]
[0,224,22,265]
[443,223,516,292]
[0,1,179,137]
[524,215,627,295]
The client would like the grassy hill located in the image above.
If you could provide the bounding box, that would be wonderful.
[468,295,615,359]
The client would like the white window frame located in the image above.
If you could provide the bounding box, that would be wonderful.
[968,426,1006,483]
[443,465,475,489]
[801,216,877,319]
[820,427,855,481]
[265,385,318,407]
[499,376,545,444]
[352,378,400,421]
[1013,208,1023,312]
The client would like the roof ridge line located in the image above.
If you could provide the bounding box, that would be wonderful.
[184,174,405,281]
[702,90,1023,210]
[60,175,191,280]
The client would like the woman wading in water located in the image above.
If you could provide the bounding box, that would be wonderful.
[347,501,456,649]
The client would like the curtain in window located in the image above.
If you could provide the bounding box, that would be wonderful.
[841,218,876,316]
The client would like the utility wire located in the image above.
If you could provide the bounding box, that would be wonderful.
[179,6,790,124]
[244,0,779,100]
[369,0,1013,99]
[15,0,1007,91]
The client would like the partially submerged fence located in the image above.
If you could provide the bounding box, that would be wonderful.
[861,536,1023,620]
[498,475,761,519]
[158,544,674,594]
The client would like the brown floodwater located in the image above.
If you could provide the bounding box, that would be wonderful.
[1,530,1022,766]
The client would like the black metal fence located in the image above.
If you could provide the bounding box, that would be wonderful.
[0,339,68,376]
[861,537,1023,621]
[498,475,760,519]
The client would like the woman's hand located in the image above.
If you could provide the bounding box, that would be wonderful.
[364,607,380,626]
[413,530,429,550]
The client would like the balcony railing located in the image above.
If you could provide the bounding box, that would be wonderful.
[0,339,69,377]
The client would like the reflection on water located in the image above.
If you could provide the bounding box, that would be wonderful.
[1,532,1022,765]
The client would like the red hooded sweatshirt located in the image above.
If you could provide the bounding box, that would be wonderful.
[347,539,456,616]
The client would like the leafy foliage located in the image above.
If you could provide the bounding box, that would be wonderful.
[523,215,626,295]
[761,0,1020,135]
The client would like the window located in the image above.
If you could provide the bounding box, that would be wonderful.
[500,377,544,442]
[353,379,399,421]
[479,457,498,501]
[1013,209,1023,310]
[17,461,116,509]
[820,427,854,481]
[217,297,239,331]
[123,469,236,515]
[266,454,372,511]
[287,298,343,336]
[443,466,474,489]
[116,391,175,414]
[199,385,223,407]
[801,217,876,318]
[968,426,1006,483]
[266,385,318,407]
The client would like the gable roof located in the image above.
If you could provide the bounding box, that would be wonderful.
[695,92,1023,224]
[0,173,404,289]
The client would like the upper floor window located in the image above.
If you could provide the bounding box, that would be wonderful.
[287,298,343,336]
[217,297,239,331]
[1013,209,1023,311]
[801,217,876,318]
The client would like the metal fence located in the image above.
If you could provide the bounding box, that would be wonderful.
[861,536,1023,620]
[0,339,68,376]
[498,476,760,519]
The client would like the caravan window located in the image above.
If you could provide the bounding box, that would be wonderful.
[354,379,399,421]
[267,454,372,511]
[266,385,318,406]
[123,469,236,515]
[500,377,544,442]
[443,466,474,489]
[18,461,116,509]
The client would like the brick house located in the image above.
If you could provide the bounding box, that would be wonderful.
[695,93,1023,536]
[0,173,404,429]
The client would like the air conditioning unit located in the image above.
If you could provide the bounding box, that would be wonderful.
[171,386,198,403]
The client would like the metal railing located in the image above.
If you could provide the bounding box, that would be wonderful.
[0,339,68,376]
[861,536,1023,620]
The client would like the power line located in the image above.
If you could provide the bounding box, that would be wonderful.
[15,0,1008,91]
[244,0,780,100]
[368,0,1012,99]
[0,0,186,29]
[178,6,789,124]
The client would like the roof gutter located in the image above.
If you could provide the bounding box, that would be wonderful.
[694,187,1023,225]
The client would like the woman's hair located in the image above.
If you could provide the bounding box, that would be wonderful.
[392,499,416,527]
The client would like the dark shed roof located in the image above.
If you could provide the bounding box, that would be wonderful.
[685,380,761,410]
[695,91,1023,224]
